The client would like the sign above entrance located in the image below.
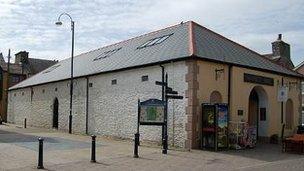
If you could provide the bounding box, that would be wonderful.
[244,73,274,86]
[139,99,165,125]
[278,86,288,102]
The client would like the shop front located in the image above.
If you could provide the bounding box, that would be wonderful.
[197,61,302,151]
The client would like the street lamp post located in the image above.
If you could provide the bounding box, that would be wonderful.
[55,13,74,134]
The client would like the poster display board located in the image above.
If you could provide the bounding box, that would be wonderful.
[202,104,216,149]
[217,104,228,148]
[139,99,165,125]
[201,103,228,150]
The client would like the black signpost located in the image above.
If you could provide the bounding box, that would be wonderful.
[134,67,183,157]
[161,74,183,154]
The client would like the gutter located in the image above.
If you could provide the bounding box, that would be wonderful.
[86,76,89,134]
[228,65,232,117]
[9,55,303,91]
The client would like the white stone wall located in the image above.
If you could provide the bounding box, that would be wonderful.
[7,61,188,147]
[8,78,88,133]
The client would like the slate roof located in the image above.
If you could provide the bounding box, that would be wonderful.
[295,61,304,71]
[10,21,302,90]
[0,54,23,74]
[25,58,58,75]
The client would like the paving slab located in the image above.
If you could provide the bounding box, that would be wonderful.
[1,124,304,171]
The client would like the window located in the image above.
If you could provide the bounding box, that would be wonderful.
[94,47,122,61]
[237,110,243,116]
[137,33,173,49]
[43,65,61,74]
[111,79,117,85]
[141,75,149,82]
[89,83,93,87]
[55,88,58,92]
[260,108,266,121]
[22,92,24,96]
[42,89,45,93]
[11,75,20,83]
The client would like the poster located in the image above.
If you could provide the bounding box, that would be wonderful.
[139,99,165,125]
[277,86,288,102]
[140,105,164,124]
[217,104,228,148]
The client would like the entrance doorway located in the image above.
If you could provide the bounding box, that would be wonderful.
[248,86,268,138]
[53,98,59,129]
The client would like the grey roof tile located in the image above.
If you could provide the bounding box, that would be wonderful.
[10,23,190,89]
[193,23,299,77]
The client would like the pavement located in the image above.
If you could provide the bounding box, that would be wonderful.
[0,123,304,171]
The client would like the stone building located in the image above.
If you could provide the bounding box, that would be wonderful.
[7,21,303,149]
[0,51,57,122]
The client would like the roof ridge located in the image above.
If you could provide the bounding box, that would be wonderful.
[28,58,57,62]
[191,21,300,75]
[76,21,190,58]
[295,60,304,71]
[188,21,196,56]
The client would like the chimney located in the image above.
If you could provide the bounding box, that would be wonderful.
[272,34,290,59]
[15,51,29,64]
[277,34,282,40]
[271,34,294,69]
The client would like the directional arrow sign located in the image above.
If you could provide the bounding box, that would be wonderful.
[166,87,172,92]
[166,95,183,99]
[155,81,167,86]
[167,90,178,95]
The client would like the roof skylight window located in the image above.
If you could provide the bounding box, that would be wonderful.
[42,64,61,74]
[137,33,174,49]
[94,47,122,61]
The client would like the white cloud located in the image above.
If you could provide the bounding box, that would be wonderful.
[0,0,303,65]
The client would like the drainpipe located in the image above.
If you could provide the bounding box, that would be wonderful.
[281,77,284,123]
[86,77,89,134]
[5,49,11,122]
[228,65,232,119]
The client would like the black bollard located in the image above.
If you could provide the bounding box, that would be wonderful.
[37,137,44,169]
[24,118,27,128]
[133,133,139,158]
[162,135,168,154]
[91,135,96,163]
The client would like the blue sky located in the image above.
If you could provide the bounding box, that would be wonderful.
[0,0,303,66]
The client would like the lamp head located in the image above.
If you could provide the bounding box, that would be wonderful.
[55,21,62,26]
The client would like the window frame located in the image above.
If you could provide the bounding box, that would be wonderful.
[137,33,174,49]
[141,75,149,82]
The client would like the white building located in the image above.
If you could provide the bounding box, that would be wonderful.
[8,21,303,149]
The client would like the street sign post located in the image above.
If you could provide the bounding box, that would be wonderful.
[155,72,183,154]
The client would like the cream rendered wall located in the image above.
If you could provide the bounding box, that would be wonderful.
[195,60,301,138]
[230,67,301,137]
[196,61,229,144]
[196,61,229,104]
